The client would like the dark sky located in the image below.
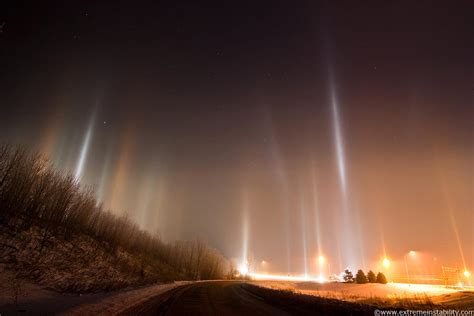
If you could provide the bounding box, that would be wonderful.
[1,1,472,277]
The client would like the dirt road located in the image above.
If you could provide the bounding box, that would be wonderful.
[118,281,374,316]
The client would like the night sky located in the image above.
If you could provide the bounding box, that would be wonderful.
[1,1,472,276]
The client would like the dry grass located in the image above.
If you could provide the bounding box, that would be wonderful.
[243,284,456,315]
[357,293,436,310]
[251,281,473,311]
[243,283,376,315]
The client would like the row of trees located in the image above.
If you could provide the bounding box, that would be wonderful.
[343,269,387,284]
[0,145,230,280]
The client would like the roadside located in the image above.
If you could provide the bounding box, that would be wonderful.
[0,267,192,316]
[61,281,193,315]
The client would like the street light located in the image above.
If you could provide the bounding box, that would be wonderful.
[318,255,326,265]
[464,270,471,278]
[238,261,249,276]
[317,255,330,281]
[383,258,391,269]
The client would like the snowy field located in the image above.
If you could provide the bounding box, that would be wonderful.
[251,280,474,309]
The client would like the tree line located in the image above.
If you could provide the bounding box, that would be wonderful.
[343,269,387,284]
[0,145,230,281]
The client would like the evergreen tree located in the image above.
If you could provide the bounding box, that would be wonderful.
[376,272,388,284]
[355,269,368,284]
[343,269,354,283]
[367,270,376,283]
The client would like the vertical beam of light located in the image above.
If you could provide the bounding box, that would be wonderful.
[434,151,468,274]
[262,108,292,273]
[300,194,309,277]
[329,81,347,195]
[379,227,387,260]
[143,178,165,234]
[136,157,161,230]
[137,172,156,229]
[447,208,467,269]
[96,148,112,206]
[311,164,322,266]
[371,184,388,262]
[39,111,63,160]
[54,124,79,171]
[327,66,358,271]
[354,204,366,270]
[335,233,343,273]
[241,190,249,269]
[109,128,133,215]
[323,34,367,271]
[74,113,95,181]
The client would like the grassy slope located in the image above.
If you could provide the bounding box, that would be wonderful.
[0,222,174,293]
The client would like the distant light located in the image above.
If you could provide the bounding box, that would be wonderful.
[238,263,249,276]
[383,258,391,269]
[464,270,471,278]
[318,255,326,265]
[249,272,326,283]
[390,282,461,294]
[409,250,416,256]
[261,260,267,265]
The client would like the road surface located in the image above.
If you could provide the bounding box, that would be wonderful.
[118,281,374,316]
[119,281,288,315]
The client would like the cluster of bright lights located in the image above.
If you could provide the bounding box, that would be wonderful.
[240,250,471,287]
[389,282,460,294]
[382,251,471,286]
[241,254,334,283]
[248,272,327,283]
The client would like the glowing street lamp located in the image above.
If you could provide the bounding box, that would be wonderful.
[238,261,249,276]
[464,270,471,278]
[383,258,391,269]
[316,255,329,281]
[318,255,326,265]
